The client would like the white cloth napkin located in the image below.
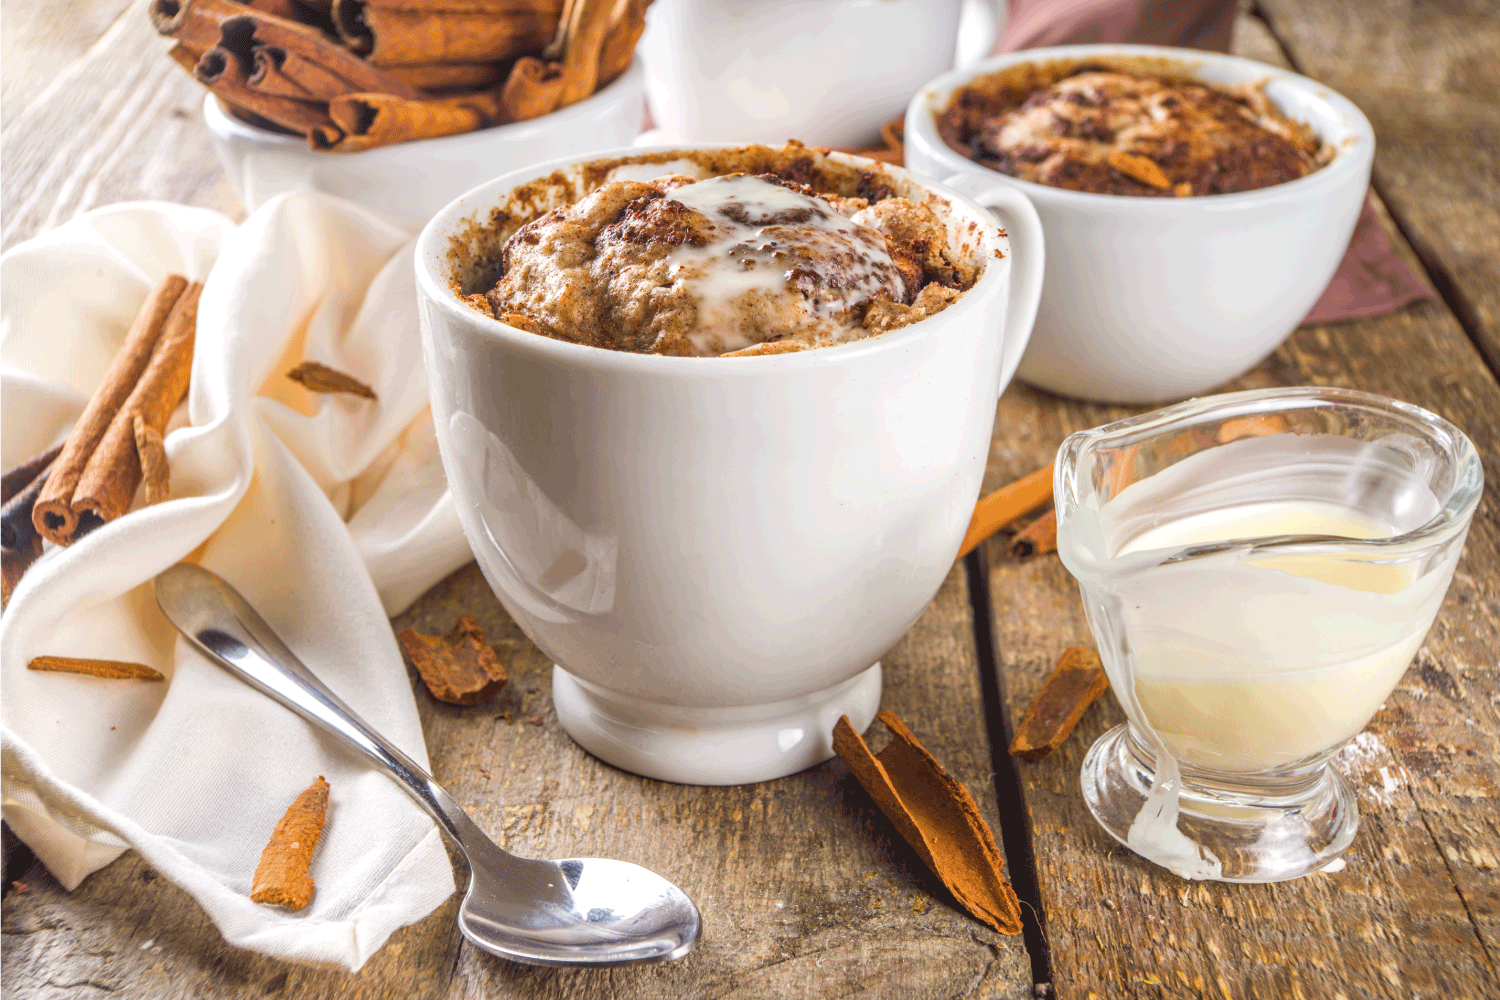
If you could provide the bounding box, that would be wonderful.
[1,194,477,970]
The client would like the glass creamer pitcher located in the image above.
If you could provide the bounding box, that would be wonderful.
[1055,388,1482,882]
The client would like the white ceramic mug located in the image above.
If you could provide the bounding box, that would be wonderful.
[904,45,1375,404]
[203,59,645,233]
[415,146,1042,784]
[637,0,1006,148]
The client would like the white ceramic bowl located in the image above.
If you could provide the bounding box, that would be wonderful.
[203,58,645,233]
[415,145,1043,784]
[905,45,1375,404]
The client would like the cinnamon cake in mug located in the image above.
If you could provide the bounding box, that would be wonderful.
[938,61,1332,198]
[458,143,980,357]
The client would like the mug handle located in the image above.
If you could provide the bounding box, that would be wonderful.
[943,173,1045,393]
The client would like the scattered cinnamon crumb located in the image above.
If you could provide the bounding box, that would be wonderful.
[398,614,507,706]
[494,711,512,723]
[28,656,163,681]
[1010,647,1109,761]
[286,361,377,401]
[1174,182,1193,197]
[250,776,329,910]
[528,716,543,726]
[834,711,1022,934]
[11,881,30,896]
[527,686,539,694]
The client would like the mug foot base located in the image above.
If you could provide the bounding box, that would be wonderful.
[552,663,882,785]
[1081,724,1358,883]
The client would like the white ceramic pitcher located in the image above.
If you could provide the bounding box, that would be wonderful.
[638,0,1006,148]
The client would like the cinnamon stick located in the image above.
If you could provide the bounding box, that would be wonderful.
[150,0,249,52]
[2,445,62,504]
[833,712,1022,935]
[72,283,202,526]
[334,0,558,66]
[397,614,508,706]
[321,90,506,150]
[28,656,165,680]
[557,0,611,107]
[500,56,563,122]
[195,46,334,136]
[386,61,506,93]
[251,776,329,909]
[956,463,1054,559]
[285,360,377,399]
[33,275,188,547]
[595,0,644,87]
[1010,647,1109,762]
[2,455,57,608]
[1009,508,1057,559]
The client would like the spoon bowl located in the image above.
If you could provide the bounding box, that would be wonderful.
[154,562,700,967]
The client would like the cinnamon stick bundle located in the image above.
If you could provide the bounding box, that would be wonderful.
[334,0,559,66]
[73,283,203,525]
[834,712,1022,935]
[957,463,1054,558]
[33,275,189,547]
[1010,647,1109,762]
[319,90,506,150]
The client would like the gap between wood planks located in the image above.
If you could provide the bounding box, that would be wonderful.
[964,549,1054,995]
[1248,2,1500,386]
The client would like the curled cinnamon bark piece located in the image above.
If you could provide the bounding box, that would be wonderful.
[1010,647,1109,762]
[1009,508,1057,559]
[285,360,377,399]
[398,613,508,706]
[557,0,611,107]
[28,656,165,680]
[596,0,644,87]
[133,416,171,506]
[73,283,202,526]
[251,776,329,909]
[33,275,188,547]
[833,711,1022,935]
[500,56,563,122]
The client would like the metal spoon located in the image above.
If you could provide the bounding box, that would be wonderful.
[154,562,700,967]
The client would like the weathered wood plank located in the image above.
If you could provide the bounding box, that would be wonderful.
[0,0,241,253]
[1258,0,1500,379]
[2,561,1033,999]
[979,18,1500,997]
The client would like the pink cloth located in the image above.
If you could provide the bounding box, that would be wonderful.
[996,0,1434,325]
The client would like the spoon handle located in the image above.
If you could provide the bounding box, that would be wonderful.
[154,562,481,850]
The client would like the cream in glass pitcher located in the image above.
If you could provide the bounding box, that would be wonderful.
[1056,388,1482,882]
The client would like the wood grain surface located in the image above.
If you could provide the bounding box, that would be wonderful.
[1257,0,1500,379]
[2,562,1033,999]
[974,14,1500,998]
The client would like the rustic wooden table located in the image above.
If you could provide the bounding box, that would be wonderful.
[3,1,1498,997]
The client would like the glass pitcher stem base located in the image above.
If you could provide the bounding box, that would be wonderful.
[1081,724,1359,883]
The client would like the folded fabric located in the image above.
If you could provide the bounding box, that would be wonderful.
[1,195,476,970]
[996,0,1434,325]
